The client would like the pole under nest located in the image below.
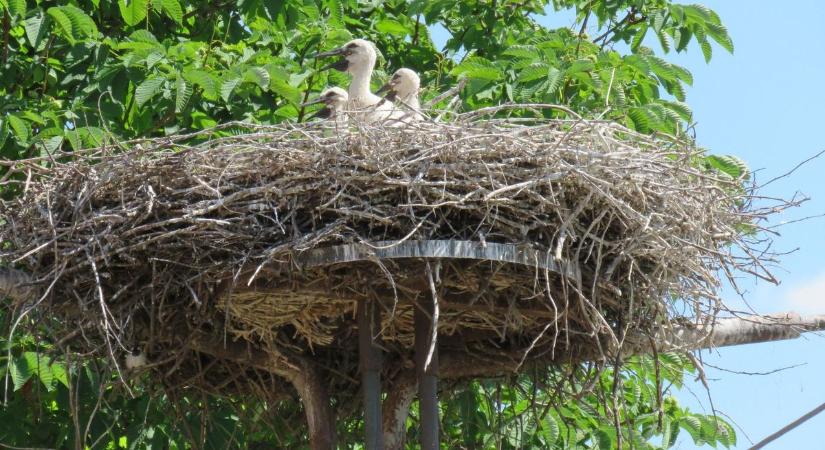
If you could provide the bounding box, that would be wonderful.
[415,294,439,450]
[359,299,383,450]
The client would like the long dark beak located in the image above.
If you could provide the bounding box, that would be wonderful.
[310,47,345,59]
[375,82,391,95]
[378,85,398,102]
[309,107,333,120]
[300,97,324,107]
[377,81,398,101]
[319,59,349,72]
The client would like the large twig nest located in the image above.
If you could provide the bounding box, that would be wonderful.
[0,113,781,399]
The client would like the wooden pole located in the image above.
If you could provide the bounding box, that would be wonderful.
[415,297,439,450]
[359,299,383,450]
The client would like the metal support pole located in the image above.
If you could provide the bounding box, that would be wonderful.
[415,297,439,450]
[359,299,383,450]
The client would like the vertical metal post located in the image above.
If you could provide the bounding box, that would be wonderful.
[415,297,439,450]
[359,299,383,450]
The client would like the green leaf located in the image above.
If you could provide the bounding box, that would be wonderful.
[502,45,539,60]
[0,119,8,149]
[77,127,106,147]
[36,359,55,390]
[706,22,734,53]
[683,4,714,23]
[24,11,47,49]
[62,5,98,37]
[184,69,219,99]
[129,29,159,44]
[145,51,165,68]
[631,24,648,52]
[9,356,33,391]
[375,19,408,36]
[40,135,64,154]
[65,129,82,151]
[644,55,677,82]
[566,59,595,75]
[326,0,343,25]
[135,77,165,106]
[46,5,97,43]
[675,27,693,52]
[7,115,30,145]
[160,0,183,24]
[627,108,650,132]
[8,0,25,18]
[545,67,563,93]
[657,29,671,53]
[517,63,551,83]
[596,427,614,450]
[190,111,217,129]
[221,76,242,102]
[118,0,148,27]
[175,75,192,113]
[706,155,750,180]
[541,414,560,444]
[681,415,703,443]
[670,64,693,85]
[663,101,692,121]
[51,362,69,388]
[47,7,75,44]
[695,30,713,62]
[244,67,271,89]
[270,79,301,104]
[450,57,502,81]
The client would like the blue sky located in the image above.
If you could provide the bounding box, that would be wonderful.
[645,2,825,448]
[430,1,825,447]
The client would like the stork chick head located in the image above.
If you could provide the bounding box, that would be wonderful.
[314,39,377,75]
[301,87,349,120]
[377,68,420,102]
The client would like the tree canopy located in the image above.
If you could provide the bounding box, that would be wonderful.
[0,0,744,448]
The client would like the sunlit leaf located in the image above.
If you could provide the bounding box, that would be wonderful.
[7,115,30,145]
[135,77,165,106]
[24,12,48,49]
[8,0,25,18]
[375,18,408,36]
[221,76,242,102]
[118,0,148,26]
[175,75,192,113]
[161,0,183,24]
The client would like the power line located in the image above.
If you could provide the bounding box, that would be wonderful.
[749,400,825,449]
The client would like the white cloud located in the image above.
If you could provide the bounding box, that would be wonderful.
[784,271,825,315]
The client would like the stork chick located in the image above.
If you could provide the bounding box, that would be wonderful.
[312,39,393,122]
[377,68,424,122]
[301,87,349,125]
[125,351,147,370]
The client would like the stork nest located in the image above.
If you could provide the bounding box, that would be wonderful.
[0,111,783,403]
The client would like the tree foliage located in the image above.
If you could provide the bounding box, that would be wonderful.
[1,0,739,448]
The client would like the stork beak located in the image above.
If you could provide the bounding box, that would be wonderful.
[319,59,349,72]
[309,107,333,120]
[310,47,346,59]
[378,84,398,102]
[300,97,324,107]
[377,80,398,100]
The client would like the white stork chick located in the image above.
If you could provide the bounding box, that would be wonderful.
[377,68,424,123]
[125,351,147,370]
[313,39,393,123]
[301,87,349,126]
